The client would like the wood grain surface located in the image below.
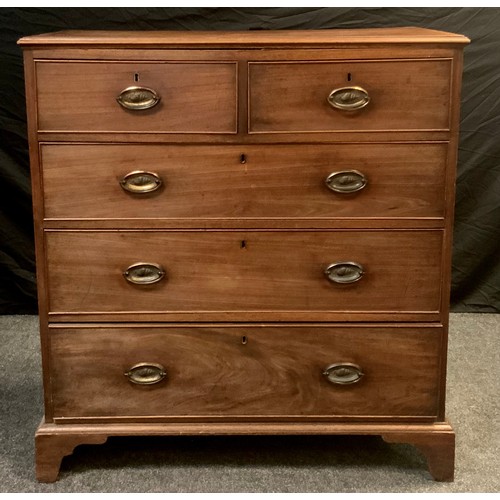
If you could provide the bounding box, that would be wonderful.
[18,27,470,47]
[249,59,452,133]
[45,229,443,316]
[20,28,468,483]
[34,418,455,482]
[49,325,441,419]
[41,143,447,220]
[36,61,237,133]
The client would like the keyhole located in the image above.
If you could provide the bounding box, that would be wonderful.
[347,72,352,82]
[240,153,247,164]
[134,73,140,82]
[240,240,247,249]
[241,335,248,345]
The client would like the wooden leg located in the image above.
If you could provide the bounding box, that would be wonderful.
[382,426,455,481]
[35,425,108,482]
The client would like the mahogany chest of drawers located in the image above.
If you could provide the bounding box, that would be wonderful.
[19,28,469,482]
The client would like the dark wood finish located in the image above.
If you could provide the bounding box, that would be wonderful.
[28,47,460,62]
[37,130,453,143]
[41,143,447,220]
[20,28,467,482]
[249,59,452,133]
[49,324,441,419]
[48,311,442,323]
[35,419,455,482]
[22,49,55,421]
[35,420,108,482]
[36,61,237,133]
[43,218,445,231]
[45,230,443,317]
[382,426,455,481]
[18,28,470,47]
[436,47,467,421]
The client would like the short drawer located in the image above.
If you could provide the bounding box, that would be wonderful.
[45,230,442,320]
[35,61,237,133]
[41,143,447,220]
[249,59,452,133]
[49,324,442,421]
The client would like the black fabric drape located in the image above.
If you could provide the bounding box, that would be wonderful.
[0,7,499,314]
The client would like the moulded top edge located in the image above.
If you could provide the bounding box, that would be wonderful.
[18,27,470,47]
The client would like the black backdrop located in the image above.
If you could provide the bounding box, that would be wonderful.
[1,7,499,314]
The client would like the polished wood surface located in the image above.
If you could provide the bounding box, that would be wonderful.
[35,419,455,482]
[49,325,441,419]
[45,230,443,316]
[36,61,237,133]
[436,47,466,422]
[20,28,467,482]
[27,47,461,69]
[18,28,470,47]
[41,143,447,221]
[249,59,452,133]
[23,50,55,422]
[35,429,108,482]
[382,429,455,481]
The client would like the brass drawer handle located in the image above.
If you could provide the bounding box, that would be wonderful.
[123,262,165,285]
[327,86,370,111]
[324,262,364,284]
[116,86,161,110]
[120,171,162,194]
[325,170,367,194]
[125,362,167,385]
[323,363,364,385]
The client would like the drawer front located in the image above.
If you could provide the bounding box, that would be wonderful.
[46,230,442,316]
[41,143,447,220]
[36,61,237,133]
[249,59,451,133]
[50,325,441,420]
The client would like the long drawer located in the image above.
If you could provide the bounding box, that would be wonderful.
[249,59,452,133]
[45,230,442,320]
[35,61,237,133]
[41,143,447,220]
[49,324,442,421]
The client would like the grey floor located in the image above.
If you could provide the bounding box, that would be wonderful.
[1,313,499,492]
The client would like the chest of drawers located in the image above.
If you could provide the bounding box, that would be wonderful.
[19,28,469,483]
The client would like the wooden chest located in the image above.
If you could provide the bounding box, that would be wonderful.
[18,28,469,482]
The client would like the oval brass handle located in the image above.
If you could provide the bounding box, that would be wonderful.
[325,170,367,194]
[116,86,161,110]
[323,363,364,385]
[324,262,364,284]
[327,86,370,111]
[120,171,162,194]
[123,262,165,285]
[125,362,167,385]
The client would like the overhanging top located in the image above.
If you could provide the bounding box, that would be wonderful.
[18,27,470,48]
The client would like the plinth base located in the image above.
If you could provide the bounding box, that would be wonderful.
[35,419,455,483]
